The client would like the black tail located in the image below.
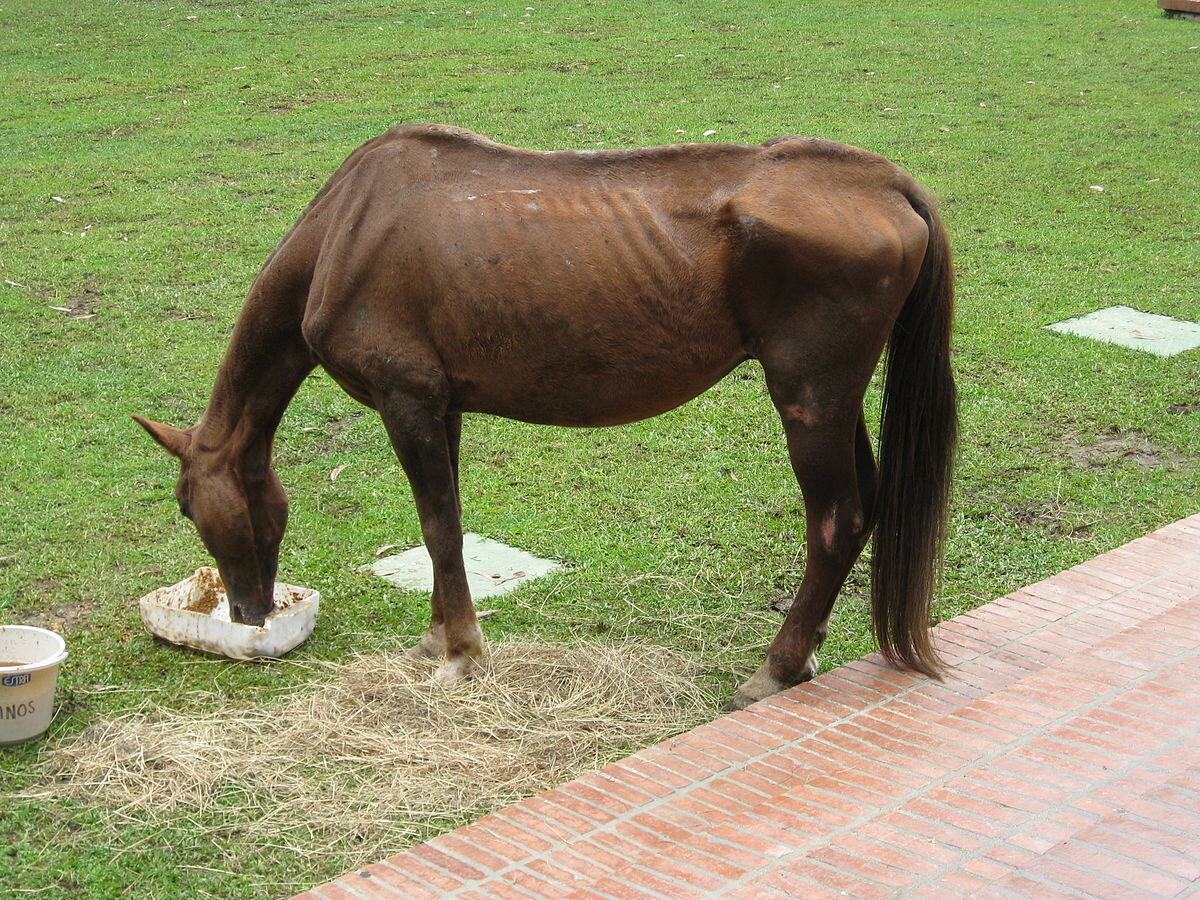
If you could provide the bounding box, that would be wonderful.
[871,189,958,677]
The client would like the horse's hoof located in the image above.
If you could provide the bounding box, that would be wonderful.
[407,625,448,659]
[726,658,812,713]
[230,604,268,628]
[725,670,779,712]
[406,641,438,660]
[722,691,757,714]
[431,654,481,685]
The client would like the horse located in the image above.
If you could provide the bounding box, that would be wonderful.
[135,125,957,710]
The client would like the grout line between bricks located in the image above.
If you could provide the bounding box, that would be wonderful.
[312,875,381,900]
[374,857,482,900]
[420,816,692,900]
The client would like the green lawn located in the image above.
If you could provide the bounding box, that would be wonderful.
[2,1,1198,897]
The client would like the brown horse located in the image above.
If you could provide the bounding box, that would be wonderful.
[135,125,956,710]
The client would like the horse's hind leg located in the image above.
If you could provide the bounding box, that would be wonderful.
[378,395,482,682]
[729,375,874,710]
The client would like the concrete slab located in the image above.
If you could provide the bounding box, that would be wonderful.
[1046,305,1200,357]
[367,533,562,599]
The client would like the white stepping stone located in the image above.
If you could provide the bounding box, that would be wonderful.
[1046,306,1200,357]
[367,533,562,599]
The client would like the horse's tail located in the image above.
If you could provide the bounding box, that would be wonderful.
[870,186,958,678]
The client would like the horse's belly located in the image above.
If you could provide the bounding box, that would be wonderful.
[441,287,745,426]
[455,355,744,427]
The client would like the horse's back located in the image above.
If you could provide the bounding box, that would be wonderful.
[335,126,928,298]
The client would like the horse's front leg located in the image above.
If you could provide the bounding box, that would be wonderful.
[378,396,482,683]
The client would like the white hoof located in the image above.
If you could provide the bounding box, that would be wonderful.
[407,625,447,659]
[431,653,481,685]
[725,654,816,712]
[726,662,786,711]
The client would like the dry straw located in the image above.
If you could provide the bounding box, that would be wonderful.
[35,642,716,867]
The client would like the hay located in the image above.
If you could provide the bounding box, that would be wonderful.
[35,642,715,867]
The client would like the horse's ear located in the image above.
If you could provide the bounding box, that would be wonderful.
[132,415,192,458]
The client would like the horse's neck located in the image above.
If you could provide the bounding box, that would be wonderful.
[194,300,314,470]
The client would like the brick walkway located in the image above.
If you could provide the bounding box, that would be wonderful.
[295,514,1200,900]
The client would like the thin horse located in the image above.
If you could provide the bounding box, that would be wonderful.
[136,125,957,710]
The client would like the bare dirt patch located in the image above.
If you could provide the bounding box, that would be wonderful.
[17,599,100,633]
[1064,427,1181,469]
[10,574,101,629]
[1003,499,1094,539]
[49,287,101,321]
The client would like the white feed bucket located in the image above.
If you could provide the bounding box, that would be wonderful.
[0,625,68,746]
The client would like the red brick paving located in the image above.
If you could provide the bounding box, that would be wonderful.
[296,514,1200,899]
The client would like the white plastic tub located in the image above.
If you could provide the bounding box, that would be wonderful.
[139,567,319,660]
[0,625,68,746]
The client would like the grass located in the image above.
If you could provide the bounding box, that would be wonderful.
[1,0,1197,896]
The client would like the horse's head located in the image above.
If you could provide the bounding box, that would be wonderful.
[134,415,287,626]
